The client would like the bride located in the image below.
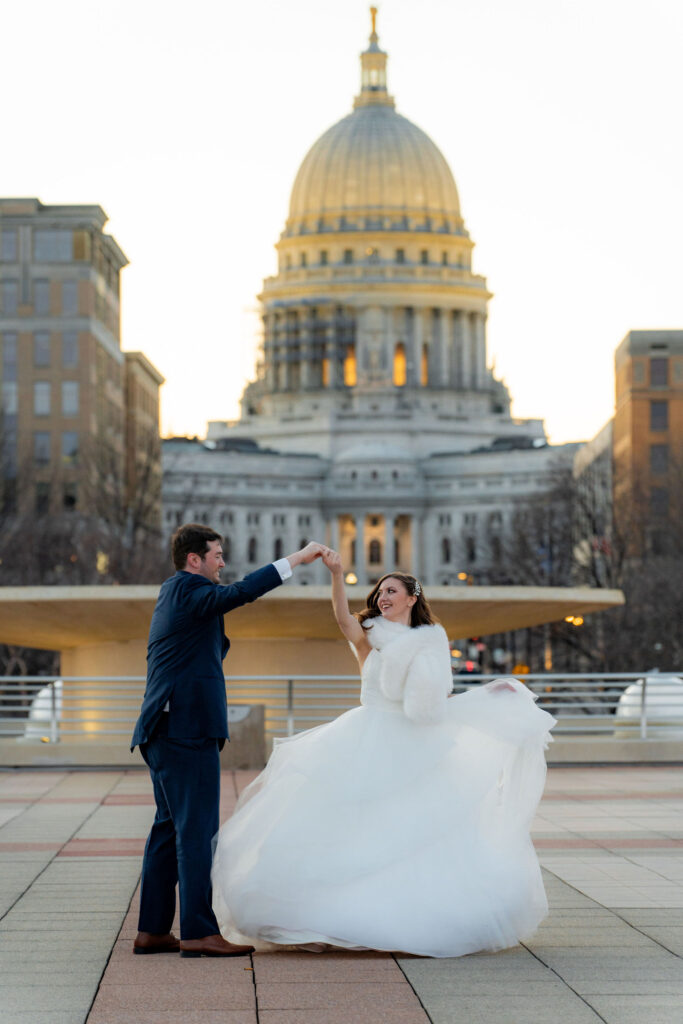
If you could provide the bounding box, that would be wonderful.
[212,549,556,958]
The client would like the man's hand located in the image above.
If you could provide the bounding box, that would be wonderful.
[321,548,344,576]
[286,542,326,569]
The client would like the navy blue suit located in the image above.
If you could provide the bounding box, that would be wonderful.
[132,564,282,939]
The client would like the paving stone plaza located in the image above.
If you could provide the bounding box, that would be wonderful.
[1,765,682,1024]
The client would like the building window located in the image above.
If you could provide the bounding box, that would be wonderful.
[343,249,353,264]
[394,538,400,563]
[35,482,51,515]
[2,332,18,381]
[393,342,407,387]
[319,251,328,265]
[466,536,476,563]
[248,537,258,562]
[300,252,307,267]
[343,344,357,386]
[442,537,451,563]
[63,482,77,510]
[1,230,18,262]
[420,250,429,265]
[274,537,283,559]
[34,331,50,367]
[650,444,669,474]
[650,358,668,387]
[2,382,17,416]
[650,400,668,431]
[368,539,382,564]
[34,279,50,315]
[34,381,51,416]
[299,537,308,549]
[62,331,79,367]
[650,487,668,518]
[2,281,18,315]
[246,512,260,525]
[62,431,78,463]
[366,247,379,263]
[62,281,78,315]
[33,229,72,261]
[62,381,79,416]
[491,536,502,563]
[441,252,448,265]
[395,249,405,264]
[33,431,51,465]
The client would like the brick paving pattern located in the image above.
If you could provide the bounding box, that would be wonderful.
[0,765,682,1023]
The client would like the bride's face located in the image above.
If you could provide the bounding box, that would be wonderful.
[376,577,416,625]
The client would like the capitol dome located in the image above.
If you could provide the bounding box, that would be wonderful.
[287,106,462,233]
[284,15,464,238]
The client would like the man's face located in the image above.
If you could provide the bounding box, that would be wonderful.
[197,540,225,584]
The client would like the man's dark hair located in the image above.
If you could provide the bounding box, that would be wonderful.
[171,523,222,571]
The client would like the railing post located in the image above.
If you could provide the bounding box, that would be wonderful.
[287,679,294,737]
[640,676,648,740]
[50,682,59,743]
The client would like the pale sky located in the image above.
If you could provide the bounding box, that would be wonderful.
[3,0,682,445]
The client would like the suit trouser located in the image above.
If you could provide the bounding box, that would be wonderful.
[138,715,221,940]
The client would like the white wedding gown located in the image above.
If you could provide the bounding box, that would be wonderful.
[213,620,555,958]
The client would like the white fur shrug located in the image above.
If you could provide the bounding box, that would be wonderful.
[365,617,453,725]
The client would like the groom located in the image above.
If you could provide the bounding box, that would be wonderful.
[131,523,323,958]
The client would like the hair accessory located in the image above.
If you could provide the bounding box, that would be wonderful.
[413,580,422,597]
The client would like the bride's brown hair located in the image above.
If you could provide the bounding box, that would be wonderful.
[356,572,438,629]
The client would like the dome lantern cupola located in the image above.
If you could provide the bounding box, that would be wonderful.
[354,7,395,110]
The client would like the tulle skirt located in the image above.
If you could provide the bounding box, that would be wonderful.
[212,681,555,958]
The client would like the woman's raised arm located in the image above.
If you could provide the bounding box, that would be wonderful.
[321,549,371,663]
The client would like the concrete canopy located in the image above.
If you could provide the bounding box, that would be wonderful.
[0,583,624,650]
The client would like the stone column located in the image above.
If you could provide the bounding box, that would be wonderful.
[410,515,421,579]
[461,312,473,389]
[261,510,275,565]
[412,307,424,387]
[264,312,277,391]
[300,312,312,390]
[383,513,395,573]
[435,308,449,387]
[355,513,367,585]
[469,313,479,391]
[474,312,488,389]
[326,514,340,551]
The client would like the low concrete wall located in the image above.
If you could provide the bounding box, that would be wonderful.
[0,705,266,770]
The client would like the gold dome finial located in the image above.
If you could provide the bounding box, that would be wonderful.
[354,8,394,109]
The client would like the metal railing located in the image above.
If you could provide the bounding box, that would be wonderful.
[1,673,682,744]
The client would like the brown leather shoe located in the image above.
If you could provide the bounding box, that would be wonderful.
[179,933,254,958]
[133,931,180,955]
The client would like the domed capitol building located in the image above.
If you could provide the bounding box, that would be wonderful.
[164,13,576,586]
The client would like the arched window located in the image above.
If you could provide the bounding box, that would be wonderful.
[343,344,357,386]
[393,342,407,387]
[442,537,451,564]
[248,537,258,563]
[369,539,382,565]
[273,537,283,560]
[421,343,429,386]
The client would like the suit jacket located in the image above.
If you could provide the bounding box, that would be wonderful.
[131,564,282,750]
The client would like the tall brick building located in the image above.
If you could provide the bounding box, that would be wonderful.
[0,197,163,535]
[613,329,683,554]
